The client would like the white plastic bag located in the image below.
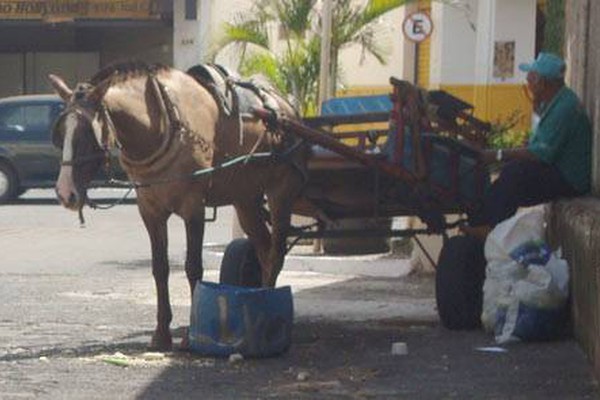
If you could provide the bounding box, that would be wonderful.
[480,208,570,343]
[481,208,546,331]
[495,253,569,344]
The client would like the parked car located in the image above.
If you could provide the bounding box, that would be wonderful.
[0,94,123,203]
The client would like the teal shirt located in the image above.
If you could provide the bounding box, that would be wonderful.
[527,86,592,193]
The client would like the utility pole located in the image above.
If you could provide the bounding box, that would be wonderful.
[318,0,333,112]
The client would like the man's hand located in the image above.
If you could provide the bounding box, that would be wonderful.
[480,149,499,164]
[479,147,539,164]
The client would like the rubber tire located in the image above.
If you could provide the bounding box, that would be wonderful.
[219,238,262,287]
[0,163,18,204]
[436,235,486,330]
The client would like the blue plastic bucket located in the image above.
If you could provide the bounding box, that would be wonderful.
[188,281,294,357]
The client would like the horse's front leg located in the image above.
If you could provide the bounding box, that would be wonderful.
[180,211,205,350]
[140,210,172,351]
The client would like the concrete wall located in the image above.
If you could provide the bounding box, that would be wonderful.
[339,7,405,89]
[490,0,536,85]
[429,0,535,128]
[555,0,600,380]
[565,0,600,194]
[430,0,478,86]
[173,0,212,70]
[548,200,600,380]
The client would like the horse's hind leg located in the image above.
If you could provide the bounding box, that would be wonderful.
[234,197,272,285]
[140,210,173,351]
[264,169,304,286]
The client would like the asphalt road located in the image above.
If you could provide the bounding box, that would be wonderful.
[0,189,598,399]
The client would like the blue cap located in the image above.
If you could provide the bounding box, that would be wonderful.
[519,52,566,79]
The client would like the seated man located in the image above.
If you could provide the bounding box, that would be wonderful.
[465,52,592,239]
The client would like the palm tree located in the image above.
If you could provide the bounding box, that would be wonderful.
[214,0,417,115]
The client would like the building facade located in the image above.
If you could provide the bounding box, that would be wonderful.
[0,0,173,97]
[173,0,542,129]
[0,0,544,131]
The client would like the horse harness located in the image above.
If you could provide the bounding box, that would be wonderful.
[55,70,302,205]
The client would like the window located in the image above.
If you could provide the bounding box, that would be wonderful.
[0,104,54,138]
[185,0,197,20]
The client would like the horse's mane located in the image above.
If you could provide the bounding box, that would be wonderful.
[90,60,170,85]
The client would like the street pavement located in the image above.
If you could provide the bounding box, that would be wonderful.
[0,189,598,399]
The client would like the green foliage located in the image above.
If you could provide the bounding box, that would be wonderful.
[213,0,414,115]
[238,53,287,93]
[487,111,531,149]
[488,129,531,150]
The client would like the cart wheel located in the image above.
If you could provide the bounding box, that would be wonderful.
[219,238,262,287]
[435,235,486,330]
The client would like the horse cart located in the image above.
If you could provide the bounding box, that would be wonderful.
[49,64,493,351]
[224,77,493,330]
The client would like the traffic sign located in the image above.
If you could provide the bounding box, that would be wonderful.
[403,11,433,43]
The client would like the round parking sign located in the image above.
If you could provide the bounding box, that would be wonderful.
[403,11,433,43]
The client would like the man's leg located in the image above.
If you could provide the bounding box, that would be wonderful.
[481,160,579,226]
[464,160,579,239]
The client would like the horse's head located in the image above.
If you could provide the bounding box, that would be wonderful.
[48,74,111,210]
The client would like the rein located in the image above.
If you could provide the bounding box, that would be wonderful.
[82,140,304,217]
[65,72,303,223]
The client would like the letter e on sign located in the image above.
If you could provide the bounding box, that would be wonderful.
[403,11,433,43]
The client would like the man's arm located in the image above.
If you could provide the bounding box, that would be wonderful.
[480,147,539,164]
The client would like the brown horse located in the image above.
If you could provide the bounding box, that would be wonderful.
[49,62,307,350]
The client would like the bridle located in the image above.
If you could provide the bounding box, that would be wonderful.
[54,95,121,178]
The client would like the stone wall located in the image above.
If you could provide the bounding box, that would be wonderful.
[558,0,600,379]
[565,0,600,192]
[548,200,600,378]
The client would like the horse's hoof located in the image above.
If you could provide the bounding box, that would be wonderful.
[150,332,173,352]
[178,334,191,352]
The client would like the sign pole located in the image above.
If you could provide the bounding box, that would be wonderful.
[314,0,333,253]
[318,0,333,111]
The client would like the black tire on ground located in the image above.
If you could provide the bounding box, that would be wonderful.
[436,235,486,330]
[0,162,18,203]
[219,238,262,287]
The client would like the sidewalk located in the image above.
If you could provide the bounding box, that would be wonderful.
[1,194,597,399]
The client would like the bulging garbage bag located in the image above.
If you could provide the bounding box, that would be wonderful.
[481,208,570,343]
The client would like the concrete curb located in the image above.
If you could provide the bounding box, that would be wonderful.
[202,245,416,278]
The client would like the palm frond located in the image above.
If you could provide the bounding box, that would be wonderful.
[218,20,270,50]
[362,0,412,22]
[212,0,414,115]
[274,0,316,37]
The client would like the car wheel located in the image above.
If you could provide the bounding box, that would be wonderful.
[0,163,17,203]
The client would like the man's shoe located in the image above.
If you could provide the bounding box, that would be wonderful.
[459,224,492,242]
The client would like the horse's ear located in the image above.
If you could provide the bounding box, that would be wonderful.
[88,79,111,105]
[48,74,72,101]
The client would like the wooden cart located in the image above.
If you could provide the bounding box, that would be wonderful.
[224,77,494,330]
